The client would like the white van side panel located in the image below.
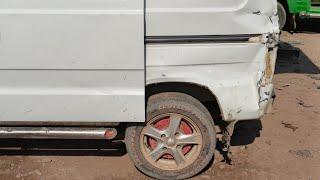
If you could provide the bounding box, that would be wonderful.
[146,0,279,121]
[0,0,144,69]
[146,0,279,36]
[146,43,277,121]
[0,0,145,122]
[0,70,144,122]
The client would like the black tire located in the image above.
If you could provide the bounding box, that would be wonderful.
[278,2,287,30]
[125,92,216,179]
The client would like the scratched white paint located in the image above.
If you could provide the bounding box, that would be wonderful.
[0,0,278,123]
[146,0,279,121]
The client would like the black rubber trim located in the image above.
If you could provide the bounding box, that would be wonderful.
[146,34,260,44]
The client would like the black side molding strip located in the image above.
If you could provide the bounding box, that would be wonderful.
[146,34,260,44]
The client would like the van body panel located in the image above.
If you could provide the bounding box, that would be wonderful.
[0,0,278,123]
[145,0,279,121]
[146,41,277,121]
[146,0,279,36]
[0,0,145,122]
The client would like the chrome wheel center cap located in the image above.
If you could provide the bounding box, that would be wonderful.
[166,138,176,147]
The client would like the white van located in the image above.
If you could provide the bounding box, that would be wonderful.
[0,0,279,179]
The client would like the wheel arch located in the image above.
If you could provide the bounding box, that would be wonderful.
[146,82,224,126]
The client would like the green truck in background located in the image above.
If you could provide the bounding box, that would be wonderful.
[278,0,320,29]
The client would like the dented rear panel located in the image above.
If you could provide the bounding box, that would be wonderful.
[146,0,279,121]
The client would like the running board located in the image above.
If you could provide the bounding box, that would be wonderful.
[0,127,117,139]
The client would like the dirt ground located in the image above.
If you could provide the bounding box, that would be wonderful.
[0,20,319,180]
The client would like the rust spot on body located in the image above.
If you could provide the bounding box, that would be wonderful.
[265,51,273,79]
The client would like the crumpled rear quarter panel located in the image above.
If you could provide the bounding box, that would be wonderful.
[147,43,277,121]
[146,0,279,121]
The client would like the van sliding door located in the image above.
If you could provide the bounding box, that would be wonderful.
[0,0,145,123]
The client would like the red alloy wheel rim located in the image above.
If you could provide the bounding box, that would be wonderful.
[147,117,193,159]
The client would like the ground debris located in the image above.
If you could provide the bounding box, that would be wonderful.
[265,140,272,146]
[296,98,313,108]
[282,84,290,87]
[281,121,298,132]
[16,169,42,178]
[308,74,320,80]
[37,158,53,163]
[287,41,304,46]
[199,175,211,179]
[289,149,313,159]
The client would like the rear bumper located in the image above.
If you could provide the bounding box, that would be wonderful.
[258,84,276,117]
[265,88,276,114]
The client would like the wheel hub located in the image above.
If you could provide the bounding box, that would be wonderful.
[141,113,203,170]
[166,137,176,147]
[148,117,193,155]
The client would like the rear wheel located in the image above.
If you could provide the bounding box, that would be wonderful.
[125,92,216,179]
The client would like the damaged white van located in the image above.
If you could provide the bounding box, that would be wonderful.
[0,0,279,179]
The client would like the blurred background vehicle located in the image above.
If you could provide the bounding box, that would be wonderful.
[278,0,320,29]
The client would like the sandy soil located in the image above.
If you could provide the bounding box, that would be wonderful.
[0,20,319,180]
